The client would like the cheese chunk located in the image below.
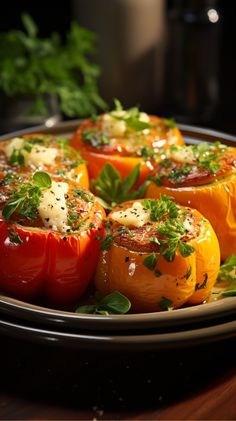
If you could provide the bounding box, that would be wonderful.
[24,145,58,166]
[4,137,24,159]
[38,181,70,233]
[111,202,151,228]
[139,112,150,123]
[102,114,126,137]
[170,146,195,164]
[4,137,57,167]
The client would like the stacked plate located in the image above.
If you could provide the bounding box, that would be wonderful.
[0,293,236,350]
[0,122,236,351]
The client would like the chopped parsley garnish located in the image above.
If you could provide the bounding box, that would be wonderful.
[73,188,94,203]
[143,196,195,262]
[143,253,157,270]
[55,137,69,148]
[195,273,208,290]
[2,171,52,222]
[0,173,17,186]
[155,269,162,277]
[170,141,228,175]
[159,296,173,311]
[82,129,110,148]
[139,147,162,162]
[100,233,113,251]
[182,266,192,280]
[167,165,191,184]
[157,220,194,262]
[143,195,179,221]
[7,227,23,244]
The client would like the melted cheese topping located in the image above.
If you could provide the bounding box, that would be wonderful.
[4,137,58,167]
[38,181,70,233]
[4,137,24,158]
[111,202,151,227]
[102,114,126,137]
[102,112,150,137]
[24,145,58,166]
[170,146,195,164]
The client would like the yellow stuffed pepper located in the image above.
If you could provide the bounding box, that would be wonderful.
[146,142,236,261]
[95,196,220,313]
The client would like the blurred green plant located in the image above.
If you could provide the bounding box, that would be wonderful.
[0,13,106,117]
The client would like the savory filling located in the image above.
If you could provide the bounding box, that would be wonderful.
[0,171,95,234]
[80,100,179,157]
[0,135,84,182]
[101,196,202,261]
[150,142,236,187]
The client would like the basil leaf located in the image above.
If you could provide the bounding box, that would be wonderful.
[75,304,97,314]
[217,255,236,283]
[125,117,152,132]
[121,164,140,195]
[33,171,52,189]
[98,291,131,314]
[76,291,131,315]
[221,289,236,297]
[91,163,148,207]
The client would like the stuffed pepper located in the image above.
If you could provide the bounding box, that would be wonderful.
[95,196,220,312]
[71,100,184,185]
[0,133,89,189]
[0,171,105,304]
[146,142,236,261]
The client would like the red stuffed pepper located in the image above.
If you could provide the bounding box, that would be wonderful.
[0,171,105,304]
[0,133,89,189]
[71,100,184,185]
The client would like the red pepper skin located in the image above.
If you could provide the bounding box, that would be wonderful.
[0,201,105,304]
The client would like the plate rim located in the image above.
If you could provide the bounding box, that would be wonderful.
[0,314,236,350]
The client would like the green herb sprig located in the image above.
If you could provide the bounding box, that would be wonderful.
[76,291,131,315]
[91,163,150,209]
[170,142,228,175]
[0,13,106,118]
[2,171,52,222]
[143,196,195,262]
[82,129,110,148]
[110,99,152,132]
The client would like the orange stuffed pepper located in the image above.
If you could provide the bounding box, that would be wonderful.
[0,170,105,304]
[0,133,89,189]
[95,196,220,313]
[71,100,184,185]
[146,142,236,261]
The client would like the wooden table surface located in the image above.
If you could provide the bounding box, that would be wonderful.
[0,333,236,420]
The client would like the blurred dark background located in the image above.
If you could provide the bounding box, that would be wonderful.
[0,0,235,134]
